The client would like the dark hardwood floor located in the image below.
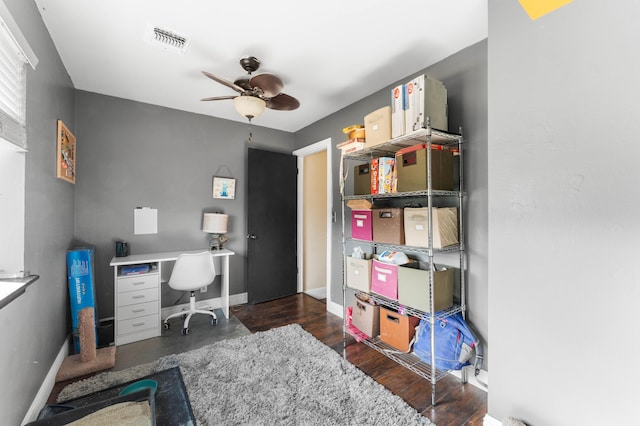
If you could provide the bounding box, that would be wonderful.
[233,294,487,426]
[48,293,487,425]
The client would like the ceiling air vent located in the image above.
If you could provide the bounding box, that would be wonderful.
[144,24,191,55]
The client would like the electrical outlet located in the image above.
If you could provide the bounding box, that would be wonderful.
[200,287,207,293]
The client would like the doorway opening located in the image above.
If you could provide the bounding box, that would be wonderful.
[293,139,338,314]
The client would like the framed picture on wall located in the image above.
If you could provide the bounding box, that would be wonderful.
[213,177,236,199]
[56,120,76,184]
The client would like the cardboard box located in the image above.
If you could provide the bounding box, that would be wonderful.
[403,207,459,248]
[391,84,406,138]
[404,74,448,133]
[372,208,404,245]
[379,307,420,352]
[395,145,454,192]
[371,259,400,300]
[364,106,392,148]
[345,255,372,292]
[347,199,373,210]
[67,247,98,353]
[370,158,379,194]
[397,262,454,313]
[353,163,370,195]
[351,210,373,241]
[377,157,394,194]
[351,298,380,338]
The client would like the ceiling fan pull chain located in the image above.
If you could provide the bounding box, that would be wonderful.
[248,119,253,143]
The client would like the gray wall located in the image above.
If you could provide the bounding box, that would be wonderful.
[74,91,294,318]
[0,0,76,424]
[294,40,489,366]
[488,1,637,424]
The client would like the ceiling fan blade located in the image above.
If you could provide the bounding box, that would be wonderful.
[266,93,300,111]
[250,73,284,98]
[200,95,237,101]
[201,71,245,94]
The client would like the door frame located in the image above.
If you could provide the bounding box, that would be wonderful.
[293,138,340,315]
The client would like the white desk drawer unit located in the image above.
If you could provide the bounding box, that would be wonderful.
[118,314,159,336]
[118,287,158,307]
[118,274,158,292]
[118,300,159,321]
[110,249,234,347]
[115,269,160,345]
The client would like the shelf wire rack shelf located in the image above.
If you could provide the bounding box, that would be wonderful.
[350,334,450,382]
[343,127,462,162]
[346,239,463,255]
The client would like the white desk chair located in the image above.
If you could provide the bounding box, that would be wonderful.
[163,251,217,335]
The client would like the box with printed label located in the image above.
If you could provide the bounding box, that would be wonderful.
[351,210,373,241]
[370,259,400,300]
[372,208,404,245]
[397,262,454,313]
[67,247,98,354]
[377,157,394,194]
[345,255,372,292]
[391,84,406,138]
[379,307,421,352]
[403,207,459,249]
[351,298,380,338]
[364,106,392,148]
[404,74,448,133]
[395,144,454,192]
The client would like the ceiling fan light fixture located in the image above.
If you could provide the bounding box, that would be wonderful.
[234,95,266,120]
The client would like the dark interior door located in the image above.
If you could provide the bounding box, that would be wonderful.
[247,148,297,304]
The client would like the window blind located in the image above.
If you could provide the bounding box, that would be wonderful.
[0,19,26,150]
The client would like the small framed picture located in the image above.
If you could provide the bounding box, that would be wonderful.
[56,120,76,184]
[213,177,236,199]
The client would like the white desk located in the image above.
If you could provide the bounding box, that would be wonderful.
[110,248,234,345]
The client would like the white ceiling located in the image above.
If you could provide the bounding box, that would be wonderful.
[34,0,487,133]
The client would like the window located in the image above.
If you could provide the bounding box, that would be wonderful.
[0,1,37,279]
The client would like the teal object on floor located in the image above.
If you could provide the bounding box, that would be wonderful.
[118,379,158,396]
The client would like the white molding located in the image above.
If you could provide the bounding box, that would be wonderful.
[483,414,501,426]
[23,337,70,425]
[0,1,38,69]
[304,287,326,299]
[327,300,343,318]
[161,292,247,318]
[448,367,489,392]
[293,138,333,308]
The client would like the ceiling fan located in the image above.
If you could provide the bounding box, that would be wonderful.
[201,56,300,122]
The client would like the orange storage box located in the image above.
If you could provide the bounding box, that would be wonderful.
[379,307,420,352]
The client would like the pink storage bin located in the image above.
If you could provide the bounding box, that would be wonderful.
[351,210,373,241]
[371,259,399,300]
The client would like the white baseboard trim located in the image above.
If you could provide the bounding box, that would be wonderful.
[304,287,326,299]
[483,414,501,426]
[448,366,489,392]
[326,300,343,318]
[161,292,247,318]
[23,337,70,425]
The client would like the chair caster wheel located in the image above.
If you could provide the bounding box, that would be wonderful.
[163,322,170,330]
[211,317,217,326]
[182,327,189,335]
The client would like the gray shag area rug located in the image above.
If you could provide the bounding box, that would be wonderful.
[59,324,433,425]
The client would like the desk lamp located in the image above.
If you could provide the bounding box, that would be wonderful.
[202,213,229,250]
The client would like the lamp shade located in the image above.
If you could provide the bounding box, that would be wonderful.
[202,213,228,234]
[234,95,266,119]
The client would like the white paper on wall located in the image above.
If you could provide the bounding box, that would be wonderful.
[134,207,158,235]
